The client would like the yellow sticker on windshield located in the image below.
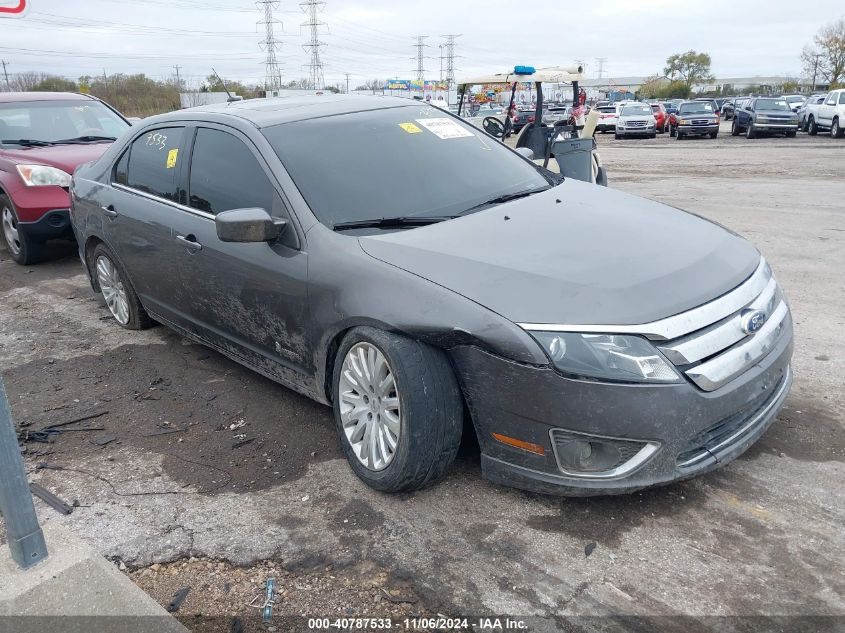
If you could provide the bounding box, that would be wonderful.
[166,148,179,169]
[398,122,422,134]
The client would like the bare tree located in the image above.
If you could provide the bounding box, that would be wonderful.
[810,17,845,86]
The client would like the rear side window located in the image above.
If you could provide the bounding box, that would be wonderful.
[125,127,185,201]
[188,128,274,216]
[839,92,845,105]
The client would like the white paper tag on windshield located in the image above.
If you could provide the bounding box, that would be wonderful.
[416,118,474,139]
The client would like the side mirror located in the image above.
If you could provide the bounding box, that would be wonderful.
[215,208,286,243]
[515,147,534,160]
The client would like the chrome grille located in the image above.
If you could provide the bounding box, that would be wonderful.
[626,120,648,127]
[690,119,712,125]
[655,258,791,391]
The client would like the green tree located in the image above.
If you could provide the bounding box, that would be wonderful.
[31,75,77,92]
[664,51,714,86]
[637,74,667,99]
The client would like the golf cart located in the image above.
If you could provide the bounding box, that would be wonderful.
[457,66,607,186]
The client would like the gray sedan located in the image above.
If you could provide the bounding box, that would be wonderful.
[70,95,793,495]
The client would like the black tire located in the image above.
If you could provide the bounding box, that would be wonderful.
[614,133,621,140]
[710,132,718,139]
[675,131,683,140]
[746,123,756,139]
[832,118,843,139]
[785,130,797,138]
[669,126,676,138]
[808,116,818,136]
[331,326,463,493]
[90,243,154,330]
[1,195,45,266]
[731,119,740,136]
[649,133,656,139]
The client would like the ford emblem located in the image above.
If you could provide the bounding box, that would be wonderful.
[740,309,767,335]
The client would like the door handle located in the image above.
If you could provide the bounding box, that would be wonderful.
[101,204,118,218]
[176,234,202,251]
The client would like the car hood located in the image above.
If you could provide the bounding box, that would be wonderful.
[0,143,112,174]
[358,180,760,326]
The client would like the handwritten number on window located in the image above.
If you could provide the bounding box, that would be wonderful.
[145,132,168,150]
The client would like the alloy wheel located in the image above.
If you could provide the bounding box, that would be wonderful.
[2,207,21,256]
[338,342,401,471]
[96,255,130,325]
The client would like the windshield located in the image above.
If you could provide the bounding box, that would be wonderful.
[0,100,129,146]
[621,105,652,116]
[679,102,715,114]
[756,98,790,111]
[263,105,551,227]
[598,106,616,114]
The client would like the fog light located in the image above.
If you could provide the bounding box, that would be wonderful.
[550,429,660,479]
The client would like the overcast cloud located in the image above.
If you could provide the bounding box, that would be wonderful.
[0,0,840,88]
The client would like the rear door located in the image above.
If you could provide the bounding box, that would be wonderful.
[168,124,312,383]
[101,125,189,320]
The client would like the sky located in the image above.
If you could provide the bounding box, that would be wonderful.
[0,0,840,89]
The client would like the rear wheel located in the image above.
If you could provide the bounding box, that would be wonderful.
[332,327,463,492]
[90,243,153,330]
[1,196,44,266]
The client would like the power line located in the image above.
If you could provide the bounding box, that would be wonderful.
[412,36,428,83]
[301,0,326,90]
[257,0,284,92]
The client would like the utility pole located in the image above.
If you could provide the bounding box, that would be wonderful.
[301,0,326,91]
[595,57,607,80]
[257,0,284,94]
[809,53,822,91]
[412,35,429,85]
[344,72,350,94]
[441,34,460,92]
[1,60,10,91]
[173,64,182,90]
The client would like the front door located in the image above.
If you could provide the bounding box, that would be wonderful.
[168,125,312,388]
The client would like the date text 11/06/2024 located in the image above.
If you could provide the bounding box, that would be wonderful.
[307,617,528,630]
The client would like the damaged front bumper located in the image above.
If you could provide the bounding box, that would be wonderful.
[449,328,793,496]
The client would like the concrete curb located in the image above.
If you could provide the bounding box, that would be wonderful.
[0,521,187,632]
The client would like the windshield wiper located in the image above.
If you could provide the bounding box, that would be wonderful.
[1,138,55,147]
[457,186,551,216]
[333,216,455,231]
[52,135,117,144]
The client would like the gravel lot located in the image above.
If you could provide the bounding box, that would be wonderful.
[2,124,843,632]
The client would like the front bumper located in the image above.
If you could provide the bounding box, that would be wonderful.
[18,208,74,240]
[596,123,616,131]
[450,324,793,496]
[679,124,719,135]
[617,127,655,137]
[754,123,798,132]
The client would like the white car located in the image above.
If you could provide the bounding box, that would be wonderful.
[811,89,845,137]
[595,105,619,132]
[615,102,657,139]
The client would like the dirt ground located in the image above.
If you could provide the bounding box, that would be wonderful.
[1,123,844,632]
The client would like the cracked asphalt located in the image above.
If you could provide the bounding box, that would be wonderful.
[1,125,843,631]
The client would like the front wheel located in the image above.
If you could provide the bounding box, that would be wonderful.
[710,132,718,139]
[332,327,463,492]
[808,117,818,135]
[832,118,843,138]
[746,124,756,139]
[731,119,740,136]
[1,197,44,266]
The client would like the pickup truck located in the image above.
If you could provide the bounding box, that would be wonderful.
[807,88,845,137]
[798,94,827,132]
[731,97,798,139]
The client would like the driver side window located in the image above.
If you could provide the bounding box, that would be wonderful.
[826,94,837,105]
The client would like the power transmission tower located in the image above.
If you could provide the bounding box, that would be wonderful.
[301,0,326,90]
[257,0,284,93]
[595,57,607,79]
[441,34,460,90]
[412,36,429,84]
[1,61,10,91]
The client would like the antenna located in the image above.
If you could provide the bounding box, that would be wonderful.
[212,68,240,103]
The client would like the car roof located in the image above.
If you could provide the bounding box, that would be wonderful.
[0,92,97,103]
[173,94,413,128]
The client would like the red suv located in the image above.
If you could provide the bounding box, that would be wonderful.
[649,102,668,133]
[1,92,130,264]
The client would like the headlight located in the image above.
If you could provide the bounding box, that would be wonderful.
[530,332,682,383]
[16,165,72,187]
[678,118,688,125]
